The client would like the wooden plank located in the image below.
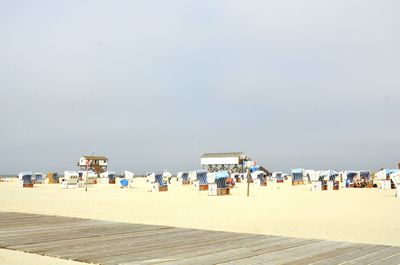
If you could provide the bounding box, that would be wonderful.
[160,238,324,265]
[1,212,399,265]
[87,230,248,264]
[341,246,400,264]
[216,240,340,265]
[370,252,400,265]
[5,224,176,249]
[96,233,268,265]
[311,244,390,264]
[276,242,359,265]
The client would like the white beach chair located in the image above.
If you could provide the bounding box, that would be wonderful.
[209,171,230,196]
[390,172,400,197]
[149,173,168,192]
[62,171,79,189]
[121,170,135,188]
[33,172,45,184]
[251,171,267,186]
[192,170,208,191]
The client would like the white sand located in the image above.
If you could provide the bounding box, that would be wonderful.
[0,248,86,265]
[0,178,399,264]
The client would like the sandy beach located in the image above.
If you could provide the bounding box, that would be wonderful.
[0,248,86,265]
[0,178,399,251]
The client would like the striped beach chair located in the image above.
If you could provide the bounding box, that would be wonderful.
[291,169,305,185]
[343,171,358,188]
[150,173,168,192]
[198,171,208,190]
[191,170,209,191]
[210,171,229,196]
[177,172,190,185]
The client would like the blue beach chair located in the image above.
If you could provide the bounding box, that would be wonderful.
[151,173,168,192]
[215,171,230,195]
[291,169,305,185]
[18,172,34,188]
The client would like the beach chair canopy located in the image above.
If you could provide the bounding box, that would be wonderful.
[108,172,116,180]
[292,168,304,174]
[344,171,358,182]
[189,170,207,181]
[198,171,208,185]
[390,172,400,189]
[215,171,229,188]
[181,172,189,180]
[124,170,135,180]
[320,170,338,181]
[177,172,189,180]
[292,168,304,180]
[251,170,266,181]
[163,171,172,178]
[387,169,399,175]
[34,173,45,183]
[49,173,59,181]
[156,173,167,187]
[215,171,229,180]
[359,171,370,179]
[18,172,33,184]
[276,173,283,180]
[376,169,399,180]
[177,172,183,179]
[18,172,33,180]
[147,172,156,182]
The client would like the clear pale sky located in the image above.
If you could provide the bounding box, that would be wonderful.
[1,1,399,174]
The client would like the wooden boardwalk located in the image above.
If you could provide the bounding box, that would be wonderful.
[0,212,399,265]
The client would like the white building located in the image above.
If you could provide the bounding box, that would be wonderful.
[200,152,251,173]
[78,156,108,173]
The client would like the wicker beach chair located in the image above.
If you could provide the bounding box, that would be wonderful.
[150,173,168,192]
[18,172,34,188]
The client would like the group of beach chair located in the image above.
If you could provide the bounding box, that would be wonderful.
[146,170,232,196]
[18,172,46,187]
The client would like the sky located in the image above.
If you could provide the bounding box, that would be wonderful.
[0,0,399,174]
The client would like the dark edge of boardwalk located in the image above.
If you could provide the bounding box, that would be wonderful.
[0,211,399,265]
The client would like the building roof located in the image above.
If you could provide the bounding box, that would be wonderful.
[201,152,245,158]
[82,156,108,161]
